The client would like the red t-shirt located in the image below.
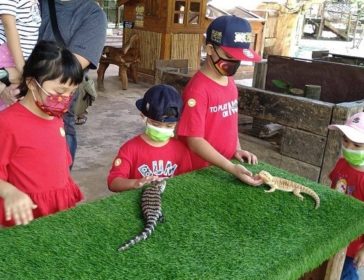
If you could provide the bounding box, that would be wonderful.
[0,103,83,227]
[107,135,192,185]
[329,158,364,258]
[177,71,238,170]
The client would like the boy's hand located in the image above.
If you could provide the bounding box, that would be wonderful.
[3,187,37,226]
[235,150,258,165]
[232,164,263,186]
[134,176,161,189]
[354,247,364,268]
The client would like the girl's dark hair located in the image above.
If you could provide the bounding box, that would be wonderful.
[18,40,84,97]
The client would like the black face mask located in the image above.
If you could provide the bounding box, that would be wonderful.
[211,46,241,76]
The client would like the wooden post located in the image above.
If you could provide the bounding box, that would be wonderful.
[324,247,347,280]
[317,2,325,39]
[119,65,128,90]
[252,59,267,89]
[304,85,321,100]
[346,12,352,42]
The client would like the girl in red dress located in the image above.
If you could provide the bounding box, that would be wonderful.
[0,40,84,227]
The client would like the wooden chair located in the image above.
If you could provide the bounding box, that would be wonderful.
[97,33,140,90]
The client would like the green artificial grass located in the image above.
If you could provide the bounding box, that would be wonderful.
[1,162,364,280]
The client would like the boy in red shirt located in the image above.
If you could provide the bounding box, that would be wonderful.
[108,84,192,192]
[177,15,262,186]
[328,112,364,279]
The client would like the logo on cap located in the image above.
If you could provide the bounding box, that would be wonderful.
[234,32,252,43]
[211,30,223,44]
[353,117,360,123]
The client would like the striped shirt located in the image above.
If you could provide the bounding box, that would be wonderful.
[0,0,41,59]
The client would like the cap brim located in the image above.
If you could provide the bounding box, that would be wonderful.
[135,99,143,111]
[221,46,261,62]
[328,124,364,144]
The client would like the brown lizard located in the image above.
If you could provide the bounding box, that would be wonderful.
[258,171,320,209]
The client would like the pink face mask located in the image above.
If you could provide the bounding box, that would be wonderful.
[32,80,72,118]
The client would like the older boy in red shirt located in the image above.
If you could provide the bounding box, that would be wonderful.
[177,15,262,186]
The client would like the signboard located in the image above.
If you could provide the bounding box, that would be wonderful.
[135,5,144,27]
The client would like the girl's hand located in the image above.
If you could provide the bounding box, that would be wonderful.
[134,176,160,189]
[234,149,258,165]
[3,188,37,226]
[354,247,364,268]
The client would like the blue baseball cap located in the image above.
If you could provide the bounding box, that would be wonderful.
[136,84,182,123]
[206,15,261,62]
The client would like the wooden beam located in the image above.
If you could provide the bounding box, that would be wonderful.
[281,127,326,166]
[238,86,334,136]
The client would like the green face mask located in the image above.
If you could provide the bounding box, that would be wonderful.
[145,123,174,142]
[342,147,364,166]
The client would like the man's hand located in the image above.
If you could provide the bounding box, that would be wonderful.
[234,149,258,165]
[231,164,263,186]
[0,83,20,106]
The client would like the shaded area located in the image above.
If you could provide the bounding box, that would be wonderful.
[265,55,364,103]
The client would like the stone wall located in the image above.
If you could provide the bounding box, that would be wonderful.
[160,70,364,185]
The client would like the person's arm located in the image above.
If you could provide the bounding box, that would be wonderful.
[0,13,24,106]
[73,53,91,70]
[186,137,262,186]
[0,180,37,226]
[67,5,107,69]
[109,176,160,192]
[1,14,25,75]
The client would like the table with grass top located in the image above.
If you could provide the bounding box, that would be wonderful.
[1,162,364,280]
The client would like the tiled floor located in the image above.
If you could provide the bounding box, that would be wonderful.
[71,65,152,202]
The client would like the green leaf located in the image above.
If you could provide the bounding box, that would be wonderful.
[272,79,290,90]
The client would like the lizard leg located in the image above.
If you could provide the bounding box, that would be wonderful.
[293,189,304,200]
[265,185,277,193]
[158,212,165,223]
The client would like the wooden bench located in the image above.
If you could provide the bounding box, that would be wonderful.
[97,32,140,90]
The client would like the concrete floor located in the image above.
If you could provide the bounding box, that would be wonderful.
[71,66,152,202]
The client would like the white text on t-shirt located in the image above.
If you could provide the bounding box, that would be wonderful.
[138,160,178,177]
[209,100,238,118]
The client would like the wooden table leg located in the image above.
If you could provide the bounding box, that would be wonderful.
[324,247,347,280]
[97,62,109,91]
[119,65,128,90]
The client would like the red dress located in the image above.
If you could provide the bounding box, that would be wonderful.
[0,103,83,227]
[177,71,239,170]
[329,158,364,258]
[108,135,192,185]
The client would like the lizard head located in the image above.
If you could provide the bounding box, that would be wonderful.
[150,179,167,193]
[258,171,272,182]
